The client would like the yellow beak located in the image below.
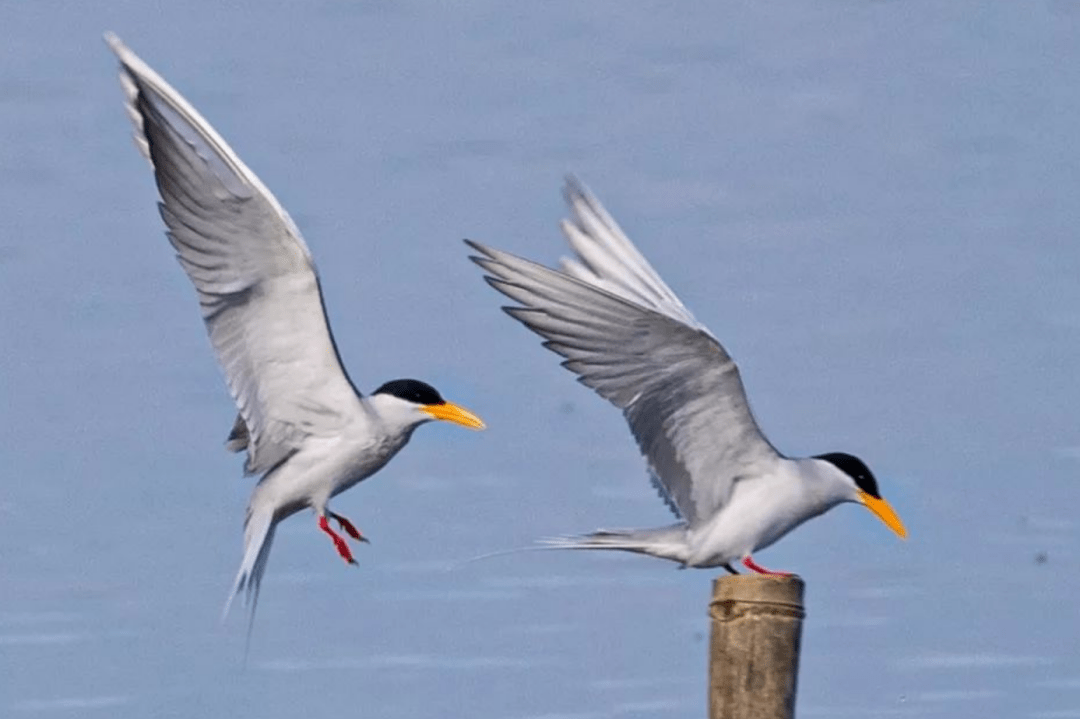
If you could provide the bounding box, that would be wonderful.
[858,490,907,539]
[421,401,486,430]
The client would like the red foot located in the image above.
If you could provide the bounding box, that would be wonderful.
[328,511,369,544]
[742,556,792,576]
[319,516,357,565]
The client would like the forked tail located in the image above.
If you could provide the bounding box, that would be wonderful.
[222,505,277,652]
[539,523,690,564]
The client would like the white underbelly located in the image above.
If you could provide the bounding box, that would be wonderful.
[251,429,408,518]
[685,475,823,567]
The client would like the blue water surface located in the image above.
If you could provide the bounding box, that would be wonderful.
[2,2,1079,717]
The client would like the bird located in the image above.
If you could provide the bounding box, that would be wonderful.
[466,179,905,575]
[105,33,486,624]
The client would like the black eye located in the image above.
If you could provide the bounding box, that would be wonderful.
[815,452,880,498]
[373,379,445,406]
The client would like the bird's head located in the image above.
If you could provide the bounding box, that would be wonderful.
[814,452,907,539]
[370,379,486,433]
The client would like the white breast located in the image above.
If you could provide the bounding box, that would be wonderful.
[684,460,827,567]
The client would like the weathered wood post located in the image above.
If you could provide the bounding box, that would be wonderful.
[708,574,806,719]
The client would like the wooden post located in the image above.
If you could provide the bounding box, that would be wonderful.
[708,574,806,719]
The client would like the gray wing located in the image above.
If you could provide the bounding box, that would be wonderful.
[107,34,364,476]
[467,186,780,526]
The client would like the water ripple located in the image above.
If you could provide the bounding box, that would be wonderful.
[258,653,546,673]
[901,652,1054,670]
[0,632,89,646]
[11,696,131,712]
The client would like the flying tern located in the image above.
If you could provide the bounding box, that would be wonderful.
[106,34,485,621]
[467,180,905,574]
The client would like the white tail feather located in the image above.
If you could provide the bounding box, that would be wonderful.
[223,507,277,623]
[538,525,690,564]
[448,544,564,571]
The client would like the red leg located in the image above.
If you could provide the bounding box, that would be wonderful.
[318,515,357,565]
[742,556,791,576]
[328,511,369,544]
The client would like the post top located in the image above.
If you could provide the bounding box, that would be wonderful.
[711,573,805,609]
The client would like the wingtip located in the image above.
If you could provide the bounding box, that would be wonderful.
[102,31,128,58]
[562,174,590,203]
[465,240,503,269]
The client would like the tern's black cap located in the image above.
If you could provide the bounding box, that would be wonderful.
[815,452,880,498]
[373,379,445,406]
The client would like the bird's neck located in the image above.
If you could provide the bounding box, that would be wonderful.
[794,457,855,511]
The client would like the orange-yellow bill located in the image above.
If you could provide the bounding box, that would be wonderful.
[858,490,907,539]
[422,401,486,430]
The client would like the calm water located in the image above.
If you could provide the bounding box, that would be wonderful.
[2,2,1079,717]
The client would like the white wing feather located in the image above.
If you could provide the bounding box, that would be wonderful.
[468,182,780,525]
[107,34,364,476]
[557,177,706,333]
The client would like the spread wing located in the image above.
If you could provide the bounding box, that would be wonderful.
[107,34,364,476]
[466,181,780,526]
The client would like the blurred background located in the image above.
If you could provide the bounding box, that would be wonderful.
[2,2,1078,717]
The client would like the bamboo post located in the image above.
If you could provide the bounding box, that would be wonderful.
[708,574,806,719]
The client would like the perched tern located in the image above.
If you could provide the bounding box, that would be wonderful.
[467,179,906,575]
[106,34,485,621]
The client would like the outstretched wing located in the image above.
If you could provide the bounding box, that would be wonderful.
[467,183,780,525]
[108,34,364,476]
